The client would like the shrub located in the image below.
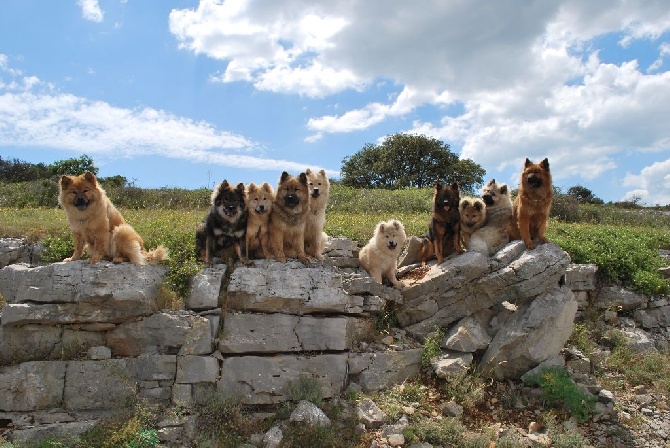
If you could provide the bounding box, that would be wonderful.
[195,393,258,447]
[523,367,595,423]
[284,375,324,405]
[421,325,444,369]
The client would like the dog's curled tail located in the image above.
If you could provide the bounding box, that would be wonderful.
[145,246,169,263]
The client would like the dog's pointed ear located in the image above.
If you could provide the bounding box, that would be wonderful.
[500,184,508,195]
[378,222,386,233]
[236,182,245,194]
[487,179,495,186]
[451,182,460,191]
[305,168,312,175]
[60,175,72,188]
[541,158,550,171]
[392,220,401,230]
[319,169,326,176]
[262,182,274,194]
[247,182,257,193]
[83,172,97,185]
[280,172,290,183]
[461,199,470,209]
[299,172,308,185]
[525,158,533,168]
[474,201,482,211]
[434,181,442,190]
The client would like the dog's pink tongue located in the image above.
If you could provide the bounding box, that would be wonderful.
[444,205,451,212]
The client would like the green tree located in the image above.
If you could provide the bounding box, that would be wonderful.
[340,133,485,192]
[48,154,98,177]
[567,185,603,204]
[0,156,50,182]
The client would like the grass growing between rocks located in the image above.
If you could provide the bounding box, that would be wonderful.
[523,367,596,423]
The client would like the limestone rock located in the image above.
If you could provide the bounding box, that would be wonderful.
[0,325,61,364]
[431,352,473,378]
[0,261,166,325]
[443,315,492,352]
[227,260,369,315]
[218,354,347,404]
[289,400,331,426]
[0,361,67,411]
[219,312,370,353]
[106,312,212,357]
[64,360,137,411]
[399,243,570,339]
[187,266,226,310]
[480,286,578,380]
[594,285,648,311]
[347,349,422,391]
[357,398,387,429]
[564,263,598,291]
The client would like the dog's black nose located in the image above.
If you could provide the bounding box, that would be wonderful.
[285,194,299,206]
[226,204,236,211]
[482,194,494,206]
[312,188,320,198]
[388,241,397,249]
[257,205,265,212]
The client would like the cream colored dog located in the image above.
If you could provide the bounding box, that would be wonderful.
[468,179,513,256]
[359,219,407,289]
[304,168,330,260]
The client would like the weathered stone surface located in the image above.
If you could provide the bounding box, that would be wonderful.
[594,285,648,311]
[324,236,358,256]
[646,305,670,327]
[443,315,492,352]
[399,243,570,339]
[9,421,98,443]
[227,260,369,315]
[219,313,370,353]
[348,349,422,392]
[480,286,578,380]
[0,262,165,325]
[0,361,67,411]
[176,355,219,384]
[128,354,177,382]
[63,360,137,410]
[431,352,473,378]
[0,325,61,364]
[106,312,212,357]
[357,398,388,429]
[564,263,598,291]
[397,236,423,268]
[619,328,656,353]
[290,400,331,426]
[342,274,403,304]
[218,354,348,404]
[0,238,43,268]
[187,266,226,310]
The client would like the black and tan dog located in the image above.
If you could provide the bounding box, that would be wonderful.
[196,180,250,266]
[419,182,463,264]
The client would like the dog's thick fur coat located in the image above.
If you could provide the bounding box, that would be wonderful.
[196,180,249,265]
[59,172,167,264]
[268,171,311,264]
[304,168,330,260]
[468,179,513,256]
[508,158,553,249]
[359,219,407,289]
[459,197,487,249]
[245,182,275,260]
[420,182,463,264]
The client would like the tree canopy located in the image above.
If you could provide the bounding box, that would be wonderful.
[0,154,98,183]
[340,133,485,192]
[567,185,604,204]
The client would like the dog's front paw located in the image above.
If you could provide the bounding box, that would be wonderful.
[524,240,536,250]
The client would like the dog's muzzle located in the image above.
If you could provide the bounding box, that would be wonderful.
[482,194,494,206]
[255,205,266,214]
[74,195,89,212]
[284,194,299,207]
[388,241,397,250]
[442,200,452,212]
[527,176,543,188]
[311,188,320,199]
[224,205,237,217]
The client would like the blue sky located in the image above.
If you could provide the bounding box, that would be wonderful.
[1,1,669,204]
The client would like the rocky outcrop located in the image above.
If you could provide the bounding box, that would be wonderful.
[0,237,588,445]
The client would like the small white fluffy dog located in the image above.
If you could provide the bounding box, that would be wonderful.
[359,219,407,289]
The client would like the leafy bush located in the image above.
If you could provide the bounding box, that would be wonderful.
[548,224,670,295]
[523,367,596,423]
[421,325,444,369]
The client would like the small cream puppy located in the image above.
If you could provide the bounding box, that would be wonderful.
[359,219,407,289]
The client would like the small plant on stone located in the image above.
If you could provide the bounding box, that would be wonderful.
[195,392,259,448]
[0,293,5,312]
[421,325,444,369]
[524,366,596,423]
[567,322,596,356]
[284,375,323,405]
